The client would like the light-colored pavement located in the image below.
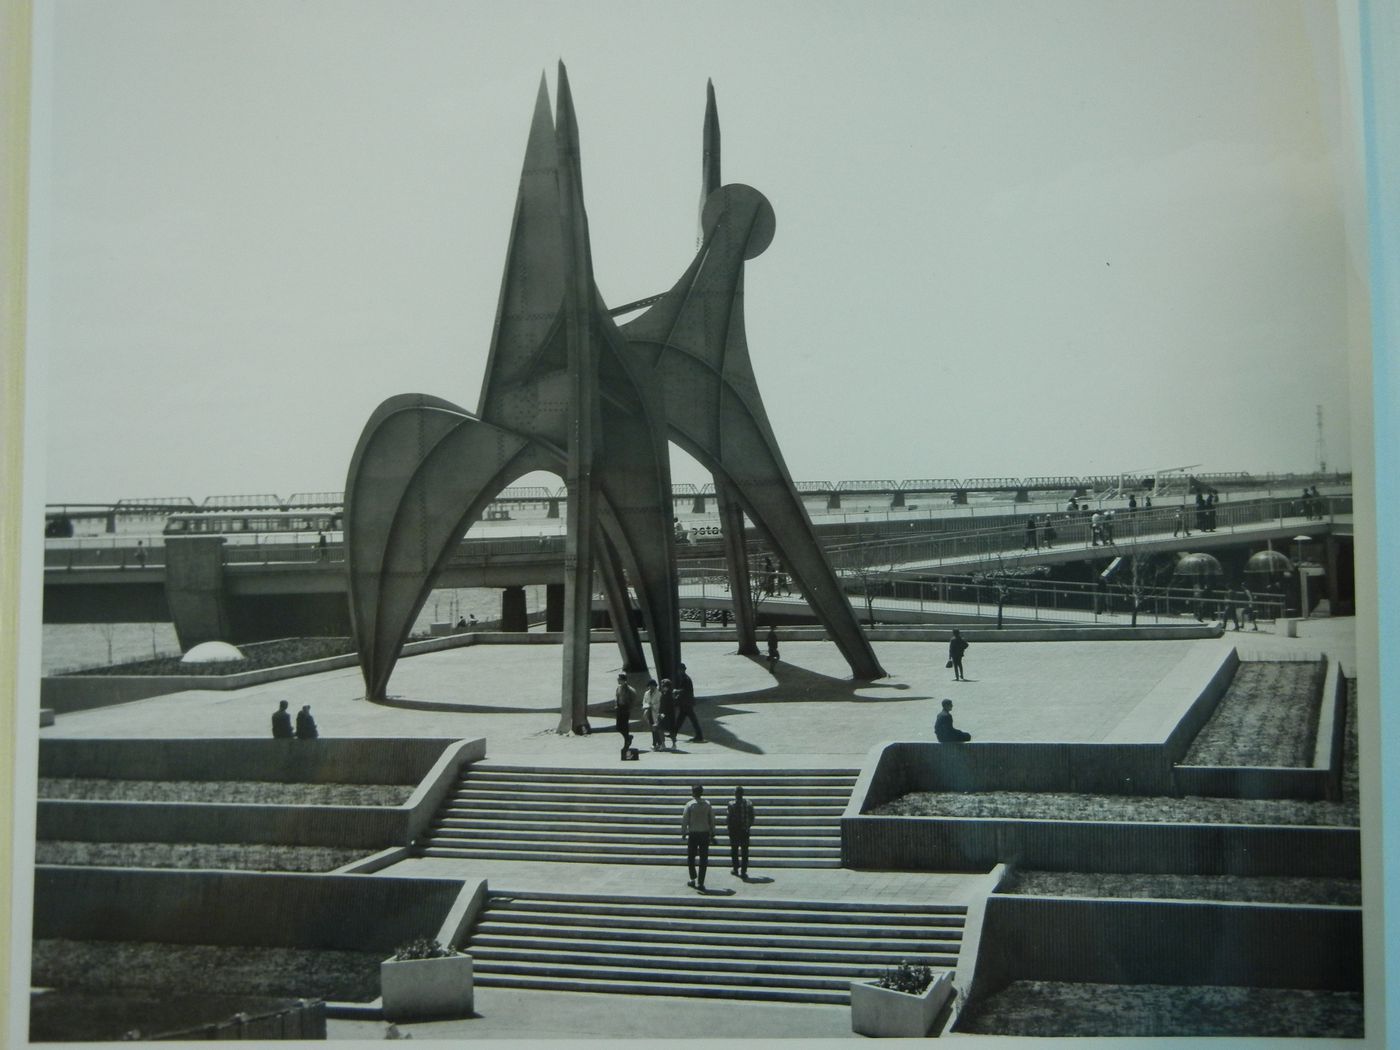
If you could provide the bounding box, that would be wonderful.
[36,617,1357,1041]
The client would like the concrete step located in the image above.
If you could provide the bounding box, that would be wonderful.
[459,784,851,795]
[476,914,956,940]
[425,827,840,846]
[494,890,966,915]
[463,890,965,1005]
[468,934,961,967]
[472,765,861,781]
[436,806,840,823]
[471,958,862,992]
[450,786,854,802]
[473,924,961,957]
[415,846,842,867]
[434,813,838,830]
[469,971,851,1005]
[464,767,856,784]
[420,838,840,859]
[492,898,965,925]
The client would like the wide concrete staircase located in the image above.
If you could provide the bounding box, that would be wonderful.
[466,890,966,1004]
[415,765,856,868]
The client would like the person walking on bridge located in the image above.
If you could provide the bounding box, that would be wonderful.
[1024,516,1038,551]
[681,784,715,891]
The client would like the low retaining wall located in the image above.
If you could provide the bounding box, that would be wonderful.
[36,800,406,848]
[842,815,1360,876]
[967,896,1362,1004]
[36,737,485,850]
[39,737,465,784]
[1173,657,1344,801]
[32,867,476,953]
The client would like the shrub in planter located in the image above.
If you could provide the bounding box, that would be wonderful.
[381,939,473,1021]
[850,960,955,1038]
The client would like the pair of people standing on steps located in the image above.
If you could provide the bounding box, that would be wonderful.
[681,784,756,890]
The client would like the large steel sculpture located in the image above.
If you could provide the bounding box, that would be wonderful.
[345,64,885,729]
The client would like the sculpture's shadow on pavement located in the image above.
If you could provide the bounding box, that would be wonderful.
[662,656,933,756]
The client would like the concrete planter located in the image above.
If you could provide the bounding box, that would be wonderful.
[380,953,473,1021]
[850,970,954,1037]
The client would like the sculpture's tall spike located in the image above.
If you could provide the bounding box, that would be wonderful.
[477,71,563,416]
[699,80,721,243]
[553,58,603,732]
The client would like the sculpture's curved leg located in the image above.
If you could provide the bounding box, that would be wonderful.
[344,394,554,699]
[623,183,885,679]
[714,474,758,653]
[595,528,648,673]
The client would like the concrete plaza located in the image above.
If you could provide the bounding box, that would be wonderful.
[36,617,1358,1041]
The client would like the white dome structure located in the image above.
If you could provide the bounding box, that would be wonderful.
[180,641,246,664]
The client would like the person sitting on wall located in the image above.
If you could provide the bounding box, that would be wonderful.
[295,704,319,740]
[271,700,294,739]
[934,699,971,743]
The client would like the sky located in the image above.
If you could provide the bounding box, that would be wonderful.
[27,0,1368,505]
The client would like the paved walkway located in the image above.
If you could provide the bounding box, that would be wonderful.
[38,617,1357,1041]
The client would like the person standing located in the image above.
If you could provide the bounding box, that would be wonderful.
[948,629,969,681]
[766,625,780,667]
[674,662,704,743]
[934,698,971,742]
[1241,585,1259,631]
[1024,516,1038,551]
[613,674,636,760]
[295,705,318,740]
[317,531,328,562]
[271,700,293,739]
[681,784,715,891]
[726,786,755,878]
[641,678,664,751]
[1090,510,1104,547]
[659,678,678,750]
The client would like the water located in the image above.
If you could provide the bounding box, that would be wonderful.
[40,586,546,675]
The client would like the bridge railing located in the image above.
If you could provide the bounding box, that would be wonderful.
[821,495,1350,573]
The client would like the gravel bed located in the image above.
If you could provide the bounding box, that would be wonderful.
[65,637,354,677]
[32,939,383,1002]
[955,980,1363,1038]
[38,779,414,805]
[1184,660,1324,766]
[35,841,369,872]
[997,870,1361,905]
[872,790,1357,826]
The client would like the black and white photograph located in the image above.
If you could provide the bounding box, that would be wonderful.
[4,0,1397,1045]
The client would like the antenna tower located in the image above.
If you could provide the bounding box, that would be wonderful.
[1315,404,1327,474]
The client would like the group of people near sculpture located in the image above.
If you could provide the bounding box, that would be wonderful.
[611,666,705,760]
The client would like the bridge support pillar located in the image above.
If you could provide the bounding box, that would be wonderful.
[545,583,565,631]
[1014,488,1030,503]
[546,498,560,519]
[163,537,232,650]
[692,494,706,514]
[826,491,841,510]
[501,586,529,632]
[891,491,905,508]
